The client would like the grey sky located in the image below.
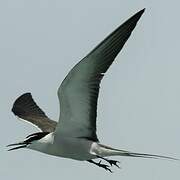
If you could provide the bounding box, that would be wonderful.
[1,0,180,180]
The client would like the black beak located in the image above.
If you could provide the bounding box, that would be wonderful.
[7,142,27,151]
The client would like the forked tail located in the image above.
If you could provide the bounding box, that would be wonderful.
[120,151,179,161]
[98,144,179,161]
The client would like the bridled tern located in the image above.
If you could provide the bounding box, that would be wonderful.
[7,9,178,172]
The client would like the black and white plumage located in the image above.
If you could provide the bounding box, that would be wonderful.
[7,9,178,172]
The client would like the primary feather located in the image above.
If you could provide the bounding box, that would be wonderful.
[12,93,57,132]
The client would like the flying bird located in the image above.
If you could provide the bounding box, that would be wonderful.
[7,9,178,172]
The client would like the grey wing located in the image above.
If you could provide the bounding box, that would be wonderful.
[12,93,57,132]
[55,9,145,141]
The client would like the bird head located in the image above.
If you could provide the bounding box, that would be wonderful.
[7,132,50,151]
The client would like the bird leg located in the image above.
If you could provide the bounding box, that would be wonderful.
[96,156,120,168]
[87,160,112,172]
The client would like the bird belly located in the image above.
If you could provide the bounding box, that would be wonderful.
[52,137,97,160]
[28,137,97,161]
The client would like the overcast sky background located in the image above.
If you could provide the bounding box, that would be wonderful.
[1,0,180,180]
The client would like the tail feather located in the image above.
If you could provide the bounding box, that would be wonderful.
[98,144,179,161]
[124,152,179,161]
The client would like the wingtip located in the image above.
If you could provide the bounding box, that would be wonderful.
[129,8,145,25]
[124,8,145,26]
[137,8,146,16]
[142,8,146,12]
[11,92,36,116]
[11,92,33,112]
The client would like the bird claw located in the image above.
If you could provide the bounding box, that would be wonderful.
[98,160,113,173]
[107,160,120,168]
